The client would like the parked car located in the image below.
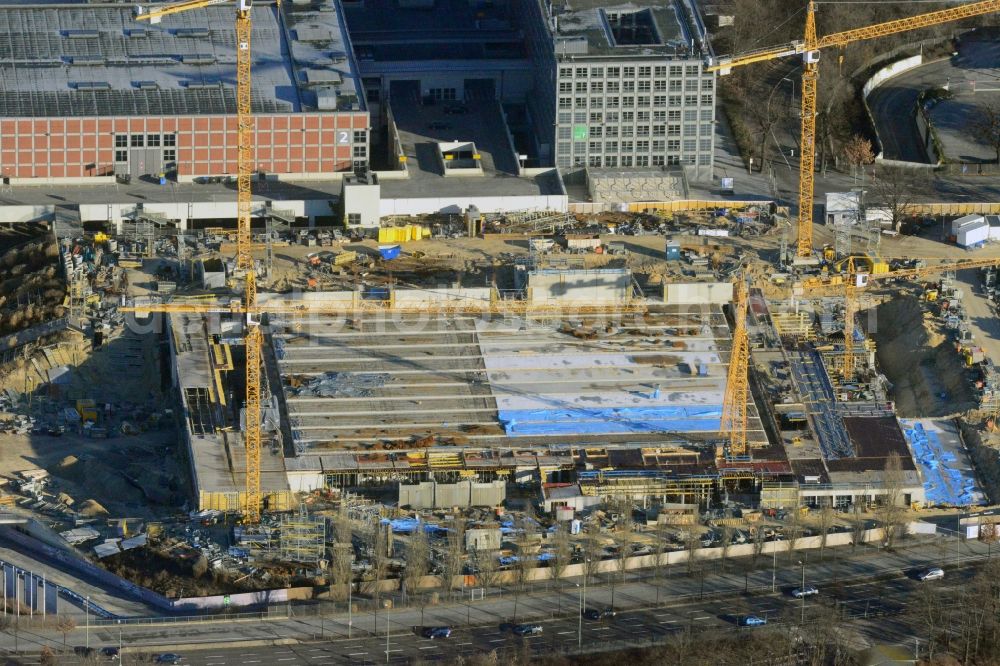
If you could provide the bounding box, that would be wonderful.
[512,623,543,636]
[74,647,95,658]
[99,646,120,660]
[791,585,819,598]
[443,103,469,115]
[422,626,453,639]
[918,567,945,581]
[583,608,617,620]
[740,615,768,627]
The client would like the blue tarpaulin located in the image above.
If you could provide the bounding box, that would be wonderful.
[497,406,722,437]
[902,421,983,506]
[381,518,443,534]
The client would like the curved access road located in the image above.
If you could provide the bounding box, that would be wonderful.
[867,37,1000,164]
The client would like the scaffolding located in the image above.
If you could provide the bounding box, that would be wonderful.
[278,504,326,565]
[122,206,172,257]
[771,312,815,340]
[578,471,715,505]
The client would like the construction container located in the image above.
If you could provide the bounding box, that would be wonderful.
[378,244,401,260]
[666,241,681,261]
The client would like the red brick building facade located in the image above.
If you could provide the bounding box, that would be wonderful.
[0,111,369,182]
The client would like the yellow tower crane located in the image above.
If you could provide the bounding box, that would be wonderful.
[135,0,263,522]
[796,257,1000,381]
[721,275,750,457]
[708,0,1000,258]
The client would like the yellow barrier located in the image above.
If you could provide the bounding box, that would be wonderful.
[378,224,431,243]
[626,200,772,214]
[911,202,1000,216]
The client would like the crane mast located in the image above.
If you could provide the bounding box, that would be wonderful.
[137,0,263,522]
[721,276,750,457]
[709,0,1000,258]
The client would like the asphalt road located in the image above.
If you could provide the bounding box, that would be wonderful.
[42,562,981,665]
[867,37,1000,164]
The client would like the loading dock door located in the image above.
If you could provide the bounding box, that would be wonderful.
[389,80,420,104]
[128,148,162,177]
[464,78,496,101]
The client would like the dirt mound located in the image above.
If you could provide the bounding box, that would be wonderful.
[78,499,108,517]
[871,296,975,417]
[55,456,81,478]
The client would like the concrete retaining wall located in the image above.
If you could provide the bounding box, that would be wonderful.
[663,282,732,306]
[379,195,568,217]
[862,54,924,163]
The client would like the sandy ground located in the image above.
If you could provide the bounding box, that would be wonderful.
[870,295,976,418]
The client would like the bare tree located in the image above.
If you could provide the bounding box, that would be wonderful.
[476,548,503,597]
[365,522,392,636]
[611,516,634,610]
[875,452,908,550]
[684,528,702,575]
[842,134,875,185]
[719,525,733,574]
[550,524,572,612]
[751,525,767,566]
[512,534,538,622]
[817,505,835,561]
[870,166,926,232]
[442,521,466,601]
[652,520,671,605]
[404,525,431,604]
[55,615,76,647]
[849,503,868,553]
[971,101,1000,164]
[330,543,353,603]
[581,530,603,588]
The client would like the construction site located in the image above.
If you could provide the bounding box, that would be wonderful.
[0,0,1000,641]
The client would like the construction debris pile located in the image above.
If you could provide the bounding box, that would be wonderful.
[0,239,65,337]
[289,372,390,398]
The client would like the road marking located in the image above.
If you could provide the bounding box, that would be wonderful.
[244,661,260,664]
[207,662,225,665]
[490,638,505,643]
[654,613,671,618]
[347,653,368,657]
[593,627,613,631]
[557,630,575,635]
[278,659,297,662]
[419,646,438,650]
[659,620,677,624]
[693,616,710,621]
[457,642,473,646]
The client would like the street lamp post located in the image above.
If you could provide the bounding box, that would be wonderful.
[385,601,390,664]
[771,546,777,593]
[85,595,90,649]
[577,583,583,649]
[348,583,353,639]
[782,77,796,114]
[798,560,806,624]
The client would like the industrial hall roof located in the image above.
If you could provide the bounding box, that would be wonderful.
[0,1,362,117]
